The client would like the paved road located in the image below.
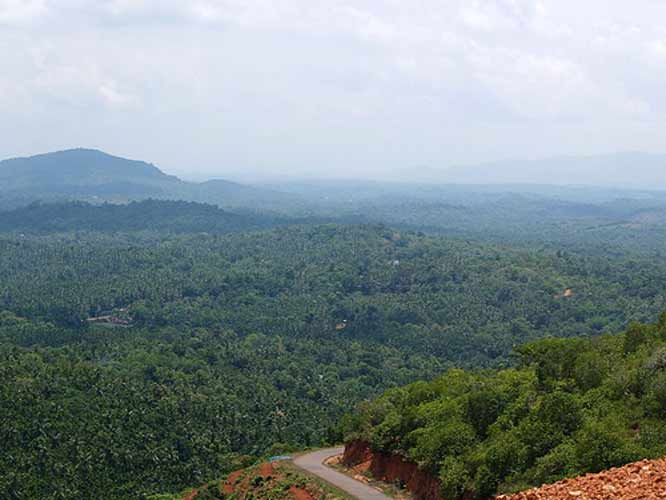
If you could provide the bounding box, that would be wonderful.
[293,447,390,499]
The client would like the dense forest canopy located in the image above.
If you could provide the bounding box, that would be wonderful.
[1,192,666,498]
[2,223,666,361]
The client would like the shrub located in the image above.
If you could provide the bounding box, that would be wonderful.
[439,456,470,500]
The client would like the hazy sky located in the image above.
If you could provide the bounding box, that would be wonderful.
[2,0,666,179]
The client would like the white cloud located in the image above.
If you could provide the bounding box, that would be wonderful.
[98,82,136,107]
[1,0,666,172]
[460,0,545,32]
[646,40,666,59]
[0,0,47,24]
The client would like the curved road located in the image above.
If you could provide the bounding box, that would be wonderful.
[293,447,389,499]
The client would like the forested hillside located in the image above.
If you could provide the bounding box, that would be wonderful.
[0,149,296,211]
[0,149,174,188]
[1,218,666,498]
[343,316,666,498]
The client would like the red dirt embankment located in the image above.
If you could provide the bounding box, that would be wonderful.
[501,457,666,499]
[343,440,442,500]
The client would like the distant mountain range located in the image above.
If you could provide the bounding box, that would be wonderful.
[0,149,296,211]
[397,152,666,190]
[3,149,666,214]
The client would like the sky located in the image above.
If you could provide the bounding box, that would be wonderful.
[1,0,666,180]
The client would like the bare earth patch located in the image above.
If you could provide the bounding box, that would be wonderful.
[500,458,666,499]
[222,469,244,495]
[289,485,315,499]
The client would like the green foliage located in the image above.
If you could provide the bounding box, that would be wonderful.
[439,457,470,499]
[346,317,666,499]
[2,214,666,498]
[573,420,641,473]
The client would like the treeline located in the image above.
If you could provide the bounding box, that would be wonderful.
[0,200,361,235]
[342,315,666,498]
[352,197,666,255]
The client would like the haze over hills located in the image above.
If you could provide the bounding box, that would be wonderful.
[0,148,295,211]
[4,149,666,209]
[4,148,666,244]
[394,152,666,190]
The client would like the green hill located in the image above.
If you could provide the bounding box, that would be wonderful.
[0,149,294,211]
[0,148,176,191]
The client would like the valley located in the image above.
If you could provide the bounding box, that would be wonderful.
[2,150,666,499]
